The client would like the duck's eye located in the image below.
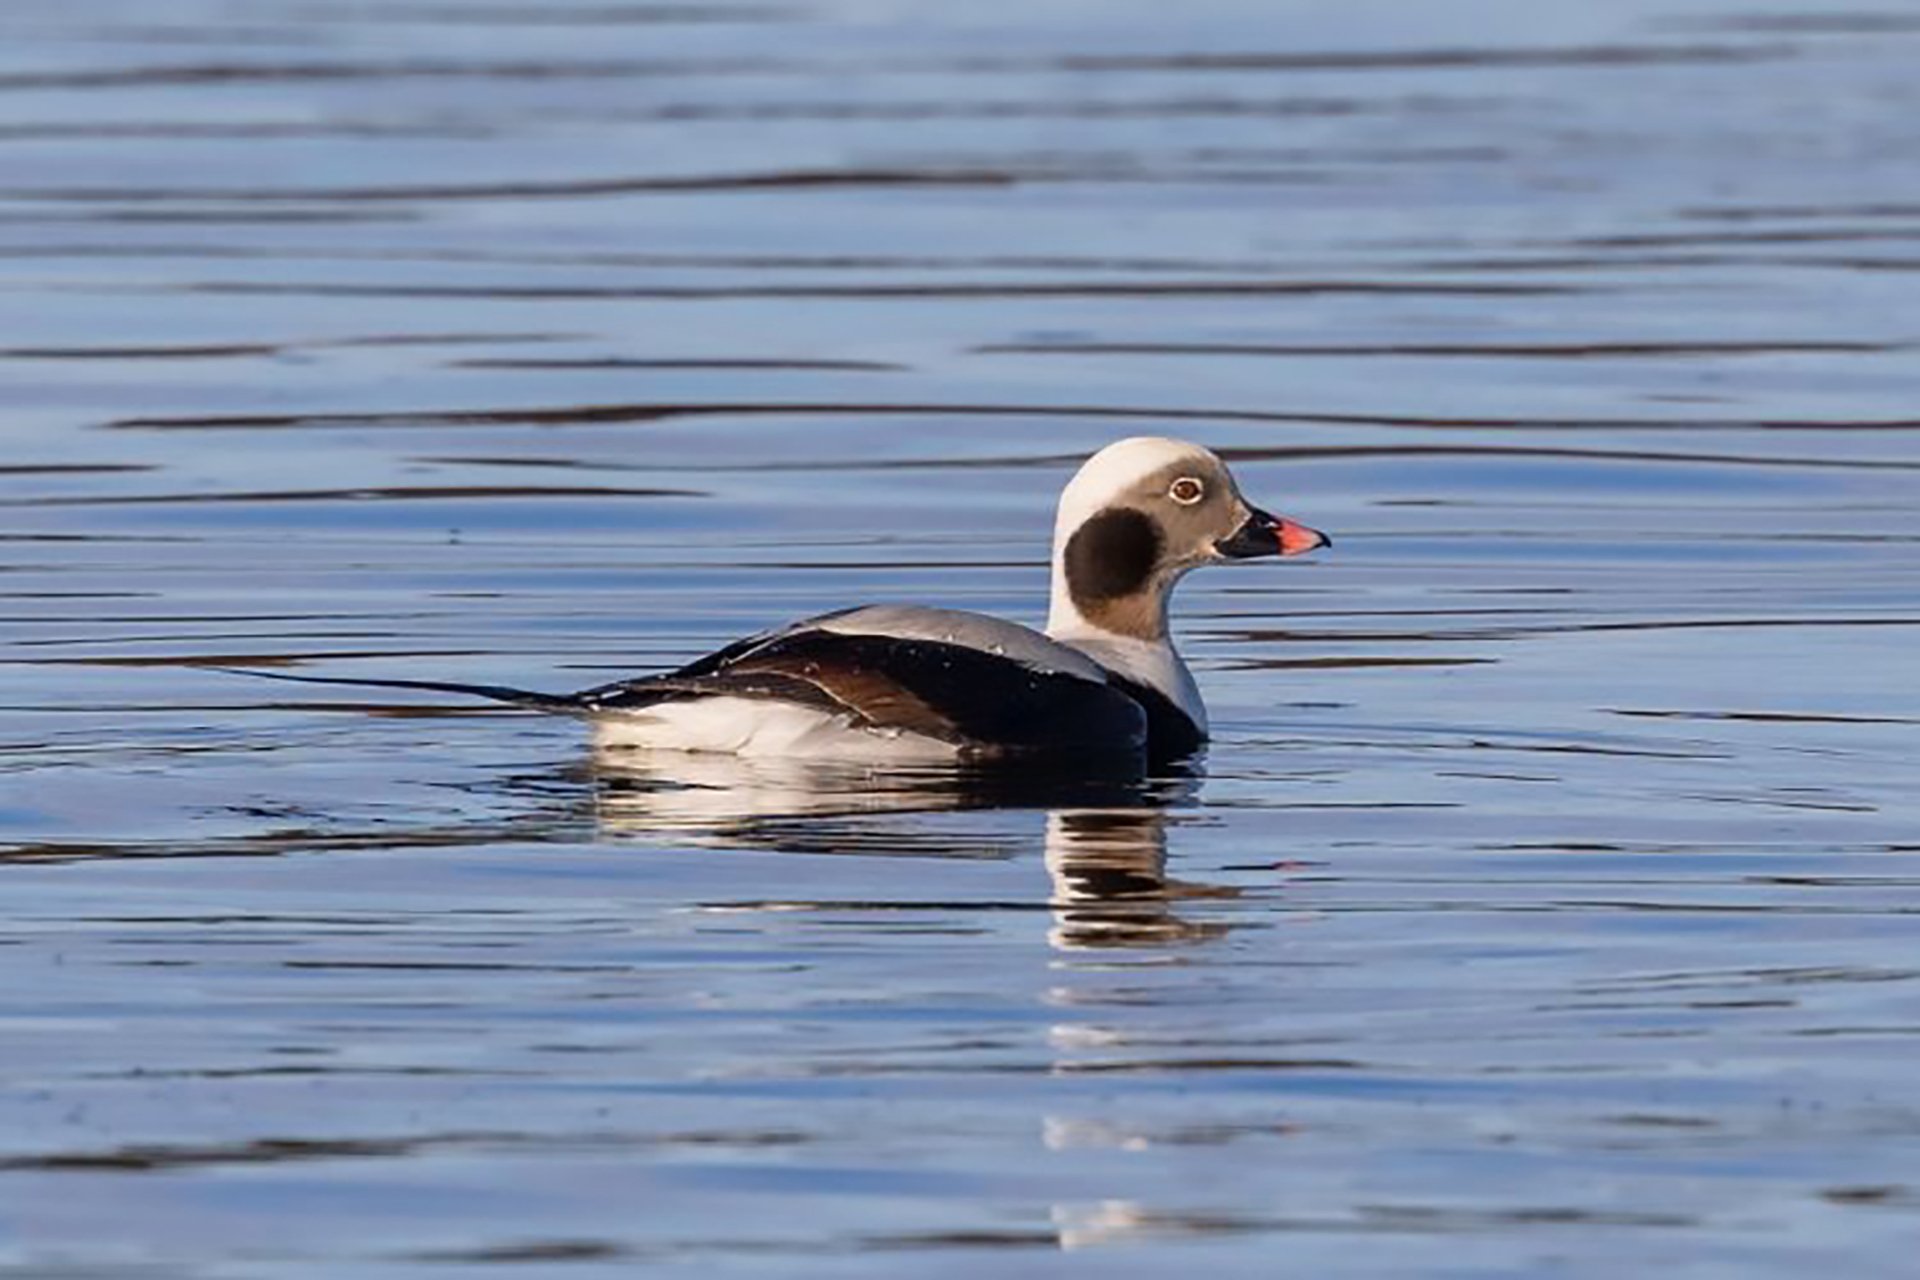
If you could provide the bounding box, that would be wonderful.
[1168,476,1205,506]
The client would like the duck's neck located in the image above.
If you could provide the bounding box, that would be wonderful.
[1047,565,1207,735]
[1052,625,1207,736]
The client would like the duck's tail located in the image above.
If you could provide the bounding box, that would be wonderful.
[211,666,579,713]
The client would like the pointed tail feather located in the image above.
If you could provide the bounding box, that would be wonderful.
[211,666,578,712]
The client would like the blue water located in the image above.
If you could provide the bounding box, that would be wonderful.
[2,0,1918,1274]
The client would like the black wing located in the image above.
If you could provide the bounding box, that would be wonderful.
[1103,673,1208,762]
[574,628,1149,761]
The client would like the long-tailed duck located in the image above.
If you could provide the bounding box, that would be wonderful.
[235,437,1327,764]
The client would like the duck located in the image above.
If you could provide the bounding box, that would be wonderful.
[232,437,1328,765]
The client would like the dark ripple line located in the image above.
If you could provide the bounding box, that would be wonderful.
[285,3,799,25]
[0,121,499,141]
[1684,202,1920,222]
[0,242,1298,274]
[2,342,279,359]
[0,819,569,861]
[0,1137,420,1172]
[106,402,1920,451]
[0,1124,811,1174]
[9,611,445,625]
[978,339,1904,359]
[132,279,1577,299]
[14,629,413,648]
[404,1242,631,1265]
[575,94,1375,122]
[0,98,1397,139]
[1419,250,1920,274]
[3,332,582,361]
[9,23,325,48]
[1040,43,1790,72]
[0,208,421,226]
[3,648,484,668]
[0,43,1789,91]
[1235,617,1920,643]
[1610,708,1920,726]
[1,167,1015,203]
[793,1055,1368,1077]
[1593,964,1917,988]
[0,57,785,91]
[1238,656,1492,670]
[0,463,152,475]
[0,484,704,508]
[448,357,907,372]
[1547,228,1920,249]
[280,960,631,972]
[17,164,1362,203]
[1680,13,1920,34]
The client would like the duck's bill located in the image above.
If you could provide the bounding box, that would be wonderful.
[1215,506,1331,559]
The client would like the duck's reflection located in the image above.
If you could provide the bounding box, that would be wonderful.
[587,746,1228,943]
[1045,809,1235,949]
[584,745,1243,1251]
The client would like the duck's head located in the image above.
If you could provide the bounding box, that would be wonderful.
[1046,436,1329,643]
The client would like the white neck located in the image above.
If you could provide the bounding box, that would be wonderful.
[1046,558,1208,733]
[1042,435,1221,732]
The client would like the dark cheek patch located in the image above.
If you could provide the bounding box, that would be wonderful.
[1065,507,1161,608]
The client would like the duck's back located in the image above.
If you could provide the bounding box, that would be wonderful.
[578,605,1148,762]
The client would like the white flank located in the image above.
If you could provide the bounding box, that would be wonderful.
[590,697,963,762]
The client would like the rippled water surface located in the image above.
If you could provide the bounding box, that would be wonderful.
[3,0,1919,1274]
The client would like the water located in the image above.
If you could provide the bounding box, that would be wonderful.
[2,0,1918,1273]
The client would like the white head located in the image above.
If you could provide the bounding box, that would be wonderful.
[1045,436,1328,646]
